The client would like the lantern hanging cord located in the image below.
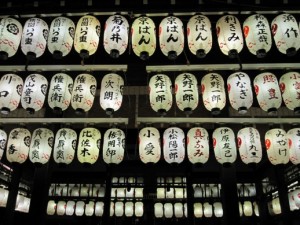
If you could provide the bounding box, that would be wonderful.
[237,53,243,71]
[25,58,30,72]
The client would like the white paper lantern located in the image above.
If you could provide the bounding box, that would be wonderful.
[187,15,212,58]
[163,127,185,164]
[110,202,114,217]
[0,129,7,160]
[46,200,56,215]
[66,201,75,216]
[194,203,203,218]
[265,128,289,165]
[85,201,95,216]
[74,15,100,59]
[71,73,97,113]
[116,188,125,198]
[175,188,184,199]
[80,185,89,197]
[272,197,282,215]
[135,188,144,198]
[56,201,66,216]
[115,201,124,217]
[214,202,223,217]
[155,203,164,218]
[53,128,77,164]
[75,201,85,216]
[21,18,48,60]
[103,128,125,164]
[287,128,300,165]
[293,189,300,208]
[174,203,183,218]
[213,127,237,165]
[227,72,253,114]
[253,72,282,114]
[243,201,253,216]
[288,191,298,211]
[16,196,30,213]
[159,16,184,60]
[166,188,175,199]
[203,202,213,217]
[123,202,133,217]
[194,185,203,198]
[126,187,134,198]
[216,15,243,58]
[135,202,143,217]
[201,73,226,115]
[243,14,272,58]
[164,203,173,218]
[48,17,75,59]
[187,127,209,164]
[253,201,260,216]
[271,14,300,56]
[95,201,104,217]
[131,16,156,60]
[157,188,165,199]
[0,188,8,207]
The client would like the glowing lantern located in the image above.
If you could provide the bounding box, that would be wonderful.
[239,202,243,216]
[126,187,134,198]
[164,203,173,218]
[166,188,175,198]
[116,188,125,198]
[125,202,134,217]
[293,189,300,208]
[287,128,300,164]
[265,128,289,165]
[155,203,164,218]
[74,15,100,59]
[135,188,143,198]
[0,188,8,207]
[85,201,95,216]
[163,127,185,164]
[203,202,213,217]
[187,15,212,58]
[103,128,125,164]
[21,18,48,60]
[174,203,183,218]
[201,73,226,115]
[99,73,124,115]
[253,202,259,216]
[175,73,199,114]
[110,202,114,216]
[271,14,300,56]
[194,185,203,198]
[194,203,203,218]
[16,197,30,213]
[227,72,253,114]
[216,15,243,58]
[95,202,104,217]
[187,127,209,164]
[243,201,253,216]
[0,129,7,160]
[46,200,56,215]
[71,74,97,113]
[253,72,282,115]
[53,128,77,164]
[213,127,237,165]
[135,202,143,217]
[243,14,272,58]
[56,201,66,216]
[131,16,156,60]
[75,201,85,216]
[66,201,75,216]
[115,201,124,217]
[159,16,184,60]
[288,192,298,211]
[271,198,282,215]
[214,202,223,217]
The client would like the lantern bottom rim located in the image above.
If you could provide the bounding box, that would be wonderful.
[267,108,277,116]
[80,50,89,59]
[0,107,10,115]
[168,51,177,60]
[110,49,119,59]
[196,49,206,59]
[228,49,238,59]
[53,107,63,115]
[75,108,85,115]
[256,49,267,58]
[294,107,300,115]
[157,109,167,116]
[26,107,35,114]
[0,51,8,60]
[211,108,221,116]
[286,47,297,57]
[184,107,193,115]
[238,107,248,114]
[26,52,36,61]
[53,50,63,59]
[140,51,149,61]
[105,108,114,116]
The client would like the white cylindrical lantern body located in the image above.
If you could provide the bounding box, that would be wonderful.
[272,198,282,215]
[85,201,95,216]
[56,201,66,216]
[110,202,114,217]
[66,201,75,216]
[46,200,56,215]
[187,127,209,164]
[253,202,260,216]
[287,128,300,165]
[214,202,223,217]
[163,127,185,164]
[194,186,203,198]
[293,189,300,208]
[0,129,7,160]
[164,203,173,218]
[174,203,183,218]
[0,188,8,207]
[95,202,104,217]
[139,127,161,164]
[125,202,134,217]
[154,203,164,218]
[288,192,298,211]
[203,202,213,217]
[115,201,124,217]
[135,202,143,217]
[75,201,85,216]
[243,201,253,216]
[194,203,203,218]
[103,128,125,164]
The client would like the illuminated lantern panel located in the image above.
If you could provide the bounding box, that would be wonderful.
[187,127,209,164]
[0,129,7,160]
[163,127,185,164]
[293,189,300,208]
[287,128,300,165]
[265,128,289,165]
[243,14,272,58]
[271,198,282,215]
[85,201,95,216]
[243,201,253,216]
[125,202,134,217]
[75,201,85,216]
[214,202,223,217]
[103,128,125,164]
[139,127,161,164]
[131,16,156,60]
[154,203,164,218]
[110,202,114,217]
[174,203,184,218]
[253,202,260,216]
[194,203,203,218]
[159,16,184,60]
[46,200,56,215]
[203,202,213,218]
[164,203,173,218]
[288,191,298,211]
[56,201,66,216]
[135,202,144,217]
[115,201,124,217]
[95,201,104,217]
[66,201,75,216]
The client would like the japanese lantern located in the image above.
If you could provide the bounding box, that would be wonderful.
[203,202,213,217]
[163,127,185,164]
[237,127,262,164]
[95,202,104,217]
[175,73,199,114]
[102,128,125,164]
[103,15,129,58]
[271,14,300,56]
[265,128,289,165]
[149,74,173,115]
[21,18,49,60]
[174,203,183,218]
[214,202,223,217]
[287,128,300,165]
[164,203,173,218]
[288,191,298,211]
[75,201,85,216]
[66,201,75,216]
[201,73,226,115]
[6,128,31,164]
[0,17,22,60]
[194,203,203,218]
[110,202,115,216]
[159,16,184,60]
[74,15,100,59]
[53,128,77,164]
[216,15,243,58]
[271,198,282,215]
[243,201,253,216]
[71,73,97,113]
[0,74,23,115]
[131,16,156,60]
[227,72,253,114]
[77,127,100,164]
[85,201,95,216]
[187,127,209,164]
[21,74,48,114]
[46,200,56,215]
[99,73,124,115]
[279,72,300,114]
[29,128,54,164]
[135,202,144,217]
[293,189,300,208]
[213,127,237,165]
[138,127,161,164]
[187,15,212,58]
[194,185,203,198]
[125,202,134,217]
[155,203,164,218]
[253,202,260,216]
[115,201,124,217]
[253,72,282,115]
[0,129,7,160]
[48,17,75,59]
[56,201,66,216]
[243,14,272,58]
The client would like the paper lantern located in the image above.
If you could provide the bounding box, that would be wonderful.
[131,16,156,60]
[253,202,260,216]
[216,15,243,58]
[74,15,100,59]
[66,201,75,216]
[243,201,253,216]
[0,74,23,115]
[227,72,253,114]
[135,202,143,217]
[149,74,173,115]
[265,128,289,165]
[29,128,54,164]
[56,201,66,216]
[287,128,300,165]
[288,191,298,211]
[187,127,209,164]
[293,189,300,208]
[279,72,300,114]
[253,72,282,114]
[271,198,282,215]
[80,185,89,197]
[0,188,8,207]
[99,73,124,115]
[214,202,223,217]
[157,188,165,199]
[166,188,175,199]
[46,200,56,215]
[239,202,243,216]
[115,201,124,217]
[85,201,95,216]
[271,14,300,56]
[243,14,272,58]
[110,202,114,216]
[237,127,262,164]
[53,128,77,164]
[21,18,48,60]
[201,73,226,115]
[187,15,212,58]
[103,128,125,164]
[203,202,213,217]
[174,203,183,218]
[184,203,188,217]
[116,188,125,198]
[194,185,203,198]
[71,73,97,113]
[175,73,199,114]
[163,127,185,164]
[159,16,184,60]
[164,203,173,218]
[98,186,105,197]
[21,74,48,114]
[15,196,30,213]
[95,202,104,217]
[123,202,133,217]
[0,129,7,160]
[213,127,237,165]
[194,203,203,218]
[155,203,164,218]
[6,128,31,164]
[135,188,143,198]
[175,188,184,199]
[126,187,134,198]
[75,201,85,216]
[48,17,75,59]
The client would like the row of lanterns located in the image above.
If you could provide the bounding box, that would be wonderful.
[238,201,259,217]
[194,202,223,218]
[49,184,105,198]
[0,13,299,61]
[0,187,31,213]
[155,202,188,218]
